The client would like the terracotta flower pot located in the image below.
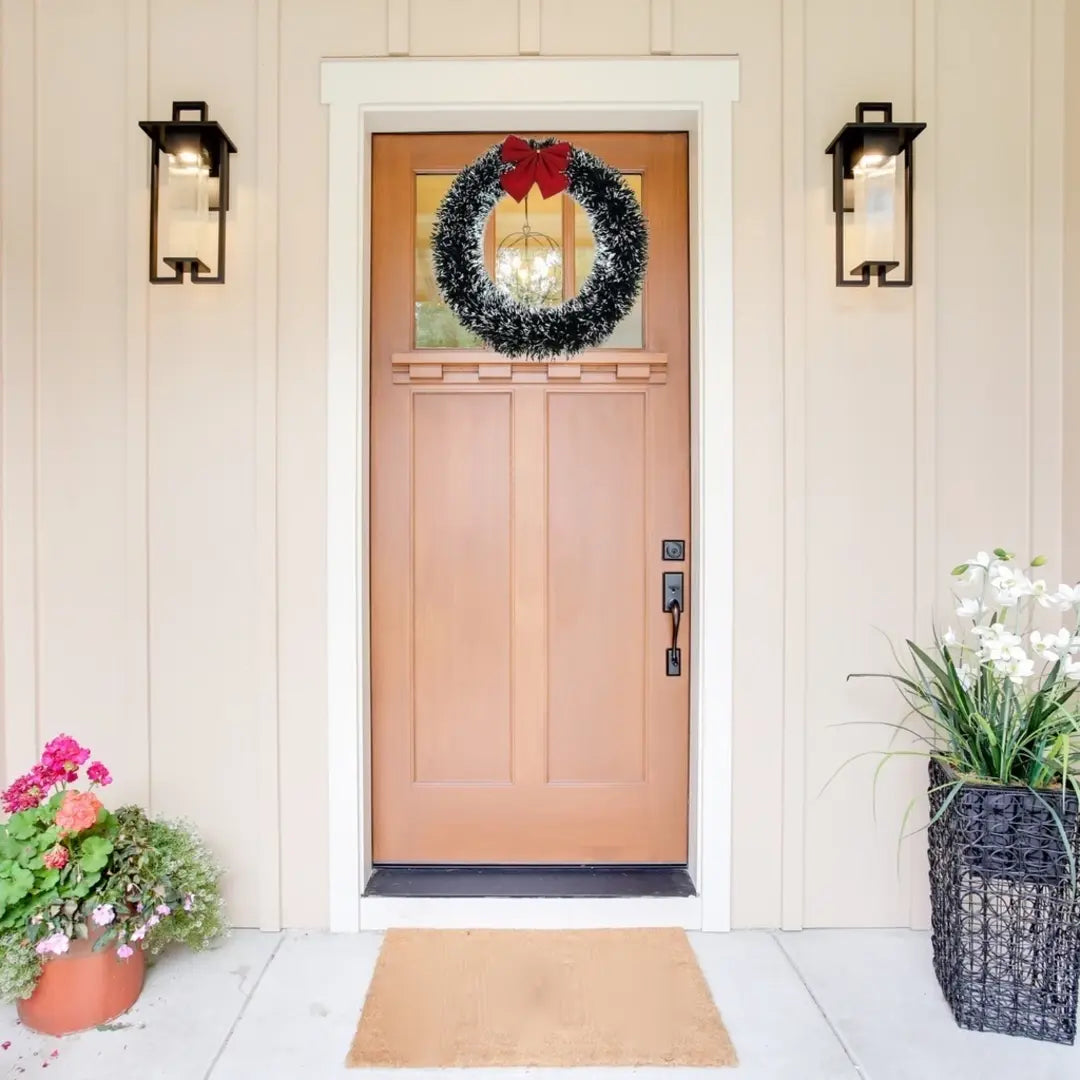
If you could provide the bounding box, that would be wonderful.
[17,936,145,1037]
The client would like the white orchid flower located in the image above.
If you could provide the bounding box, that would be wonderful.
[963,552,993,587]
[957,662,976,690]
[1030,629,1071,663]
[1028,579,1055,607]
[1062,656,1080,681]
[988,565,1029,607]
[972,622,1013,645]
[985,642,1026,664]
[956,596,986,619]
[995,565,1030,590]
[957,552,994,585]
[942,627,959,647]
[976,624,1024,664]
[995,654,1035,684]
[1053,583,1080,611]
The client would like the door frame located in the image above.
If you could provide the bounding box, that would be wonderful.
[321,56,740,932]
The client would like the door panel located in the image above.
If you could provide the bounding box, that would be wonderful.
[411,392,512,784]
[546,391,647,785]
[370,132,689,864]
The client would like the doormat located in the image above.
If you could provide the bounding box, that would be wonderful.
[346,927,737,1068]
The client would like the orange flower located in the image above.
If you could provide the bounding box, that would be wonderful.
[54,790,103,835]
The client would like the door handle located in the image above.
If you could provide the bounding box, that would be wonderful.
[663,572,683,677]
[669,599,681,652]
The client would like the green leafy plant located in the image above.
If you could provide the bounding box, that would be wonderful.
[104,807,227,958]
[0,736,225,1001]
[844,548,1080,870]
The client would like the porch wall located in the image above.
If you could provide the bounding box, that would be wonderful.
[0,0,1074,930]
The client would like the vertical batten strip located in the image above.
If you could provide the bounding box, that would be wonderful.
[650,0,673,55]
[0,0,40,778]
[518,0,540,54]
[1065,0,1080,583]
[1029,0,1064,573]
[909,0,939,931]
[780,0,807,932]
[387,0,410,56]
[124,0,151,808]
[255,0,283,933]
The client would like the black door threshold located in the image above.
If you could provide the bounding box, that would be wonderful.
[365,864,695,899]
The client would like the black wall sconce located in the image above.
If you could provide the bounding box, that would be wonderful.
[825,102,925,287]
[139,102,237,284]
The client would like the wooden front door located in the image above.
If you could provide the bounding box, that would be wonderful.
[370,133,689,864]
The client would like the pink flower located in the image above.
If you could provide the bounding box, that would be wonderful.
[130,925,147,942]
[91,905,115,927]
[42,844,68,871]
[2,765,51,814]
[40,735,90,784]
[155,904,170,917]
[86,761,112,787]
[34,933,69,956]
[183,894,195,912]
[146,915,159,928]
[54,790,102,835]
[116,944,134,960]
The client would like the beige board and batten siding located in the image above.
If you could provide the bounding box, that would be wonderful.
[0,0,1076,929]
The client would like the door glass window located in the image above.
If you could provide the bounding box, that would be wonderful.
[414,174,485,349]
[573,173,644,348]
[414,169,644,350]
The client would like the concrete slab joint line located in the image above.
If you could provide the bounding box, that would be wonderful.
[202,934,283,1080]
[771,931,866,1078]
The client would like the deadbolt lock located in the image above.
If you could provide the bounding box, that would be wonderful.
[662,539,685,561]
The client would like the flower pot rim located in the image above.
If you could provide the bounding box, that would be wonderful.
[934,758,1076,800]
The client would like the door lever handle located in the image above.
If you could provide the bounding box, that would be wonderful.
[663,571,684,677]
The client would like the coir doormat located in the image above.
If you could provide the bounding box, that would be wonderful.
[346,927,737,1068]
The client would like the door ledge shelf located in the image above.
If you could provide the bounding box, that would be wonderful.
[392,350,667,385]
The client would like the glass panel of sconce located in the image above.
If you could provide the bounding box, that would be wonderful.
[157,145,220,278]
[844,149,908,278]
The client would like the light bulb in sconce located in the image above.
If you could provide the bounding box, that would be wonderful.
[854,150,896,175]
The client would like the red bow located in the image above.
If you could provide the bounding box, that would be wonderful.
[499,135,571,202]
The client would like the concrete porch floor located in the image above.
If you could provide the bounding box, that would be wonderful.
[1,929,1078,1079]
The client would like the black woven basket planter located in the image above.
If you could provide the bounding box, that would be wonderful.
[928,759,1080,1043]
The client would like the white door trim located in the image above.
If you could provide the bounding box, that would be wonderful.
[321,56,739,932]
